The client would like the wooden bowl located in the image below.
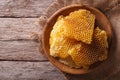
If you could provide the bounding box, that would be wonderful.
[42,4,112,74]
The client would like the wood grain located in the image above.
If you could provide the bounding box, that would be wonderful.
[0,18,41,41]
[0,0,55,17]
[0,0,66,79]
[0,18,47,61]
[0,61,65,80]
[0,40,47,61]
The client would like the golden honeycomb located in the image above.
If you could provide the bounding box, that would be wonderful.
[64,9,95,44]
[50,17,76,59]
[50,37,76,59]
[99,49,108,61]
[49,9,108,69]
[49,17,65,45]
[93,27,108,51]
[68,27,108,68]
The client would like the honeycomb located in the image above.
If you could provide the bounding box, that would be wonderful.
[93,27,108,51]
[99,49,108,61]
[50,17,76,59]
[50,37,76,59]
[49,17,65,45]
[68,27,108,68]
[49,9,108,69]
[64,9,95,44]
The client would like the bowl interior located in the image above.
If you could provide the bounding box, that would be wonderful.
[42,5,112,74]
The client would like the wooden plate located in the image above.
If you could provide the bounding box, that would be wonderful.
[42,4,112,74]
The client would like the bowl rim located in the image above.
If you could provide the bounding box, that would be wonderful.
[42,4,112,74]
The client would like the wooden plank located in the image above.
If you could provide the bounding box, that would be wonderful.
[0,18,46,61]
[0,0,118,18]
[0,40,47,61]
[0,18,41,41]
[0,61,65,80]
[0,0,55,17]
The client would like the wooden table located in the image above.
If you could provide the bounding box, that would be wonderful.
[0,0,120,80]
[0,0,65,80]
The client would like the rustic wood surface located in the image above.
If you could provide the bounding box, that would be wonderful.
[0,0,54,17]
[0,0,66,80]
[0,18,46,61]
[0,0,120,80]
[0,18,41,40]
[0,61,65,80]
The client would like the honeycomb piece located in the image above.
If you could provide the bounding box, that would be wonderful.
[68,43,100,67]
[50,17,65,45]
[99,49,108,61]
[50,37,76,59]
[64,9,95,44]
[68,27,108,67]
[50,17,77,59]
[93,27,108,51]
